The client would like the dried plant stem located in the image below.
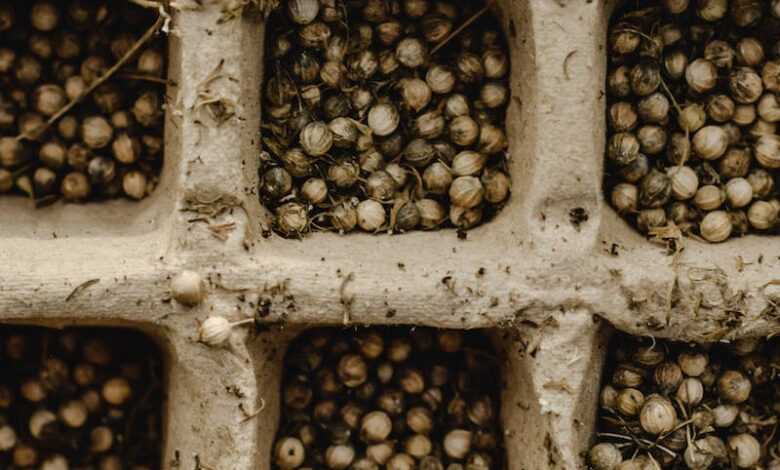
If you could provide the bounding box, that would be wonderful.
[117,72,171,85]
[659,78,682,116]
[431,0,495,56]
[15,13,166,142]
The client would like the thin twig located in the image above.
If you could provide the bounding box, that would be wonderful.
[15,13,165,142]
[431,1,495,56]
[117,72,172,85]
[65,279,101,302]
[659,77,682,115]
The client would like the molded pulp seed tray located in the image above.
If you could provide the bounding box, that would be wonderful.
[2,0,780,469]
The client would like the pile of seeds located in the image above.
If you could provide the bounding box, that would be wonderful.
[589,333,780,469]
[605,0,780,243]
[260,0,512,237]
[0,327,163,469]
[0,0,166,206]
[272,327,504,470]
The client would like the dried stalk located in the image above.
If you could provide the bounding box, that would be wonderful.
[431,0,495,56]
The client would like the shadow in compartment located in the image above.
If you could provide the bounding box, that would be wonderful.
[270,326,505,470]
[0,325,165,469]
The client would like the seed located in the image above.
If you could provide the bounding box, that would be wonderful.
[725,177,753,208]
[32,84,66,116]
[667,166,698,200]
[762,60,780,93]
[325,444,356,469]
[421,15,452,43]
[337,354,368,388]
[616,388,644,416]
[81,116,114,150]
[445,94,471,119]
[677,351,708,376]
[61,172,91,201]
[456,53,484,84]
[450,116,480,147]
[717,370,752,403]
[653,362,683,391]
[736,37,764,67]
[102,377,132,405]
[366,103,400,137]
[395,201,420,231]
[31,1,59,32]
[277,202,309,235]
[406,406,434,435]
[675,378,704,406]
[399,78,432,112]
[692,125,728,160]
[122,171,148,200]
[481,169,510,204]
[480,82,508,108]
[387,453,415,470]
[611,183,638,214]
[727,434,761,468]
[396,37,427,68]
[609,102,637,132]
[704,40,735,68]
[706,94,735,122]
[700,210,732,242]
[748,200,778,229]
[275,437,306,469]
[734,104,757,125]
[0,137,28,168]
[444,429,472,460]
[0,425,16,452]
[611,25,640,55]
[448,176,483,209]
[301,178,328,205]
[59,400,88,428]
[33,167,57,195]
[639,394,677,434]
[731,0,762,27]
[479,124,508,155]
[712,404,739,427]
[423,162,453,195]
[589,442,623,470]
[698,0,728,21]
[730,67,764,103]
[357,199,386,232]
[685,59,718,93]
[414,111,445,139]
[126,92,158,128]
[300,121,334,156]
[754,134,780,168]
[13,443,37,467]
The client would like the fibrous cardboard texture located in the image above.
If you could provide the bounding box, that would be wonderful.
[1,0,779,469]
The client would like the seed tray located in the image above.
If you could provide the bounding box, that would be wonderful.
[1,0,780,469]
